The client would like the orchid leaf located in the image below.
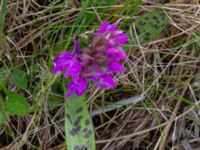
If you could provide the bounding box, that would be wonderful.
[65,94,95,150]
[132,10,169,43]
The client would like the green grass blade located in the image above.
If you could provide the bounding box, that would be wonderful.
[65,95,96,150]
[0,0,8,34]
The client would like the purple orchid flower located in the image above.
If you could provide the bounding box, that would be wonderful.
[52,21,128,96]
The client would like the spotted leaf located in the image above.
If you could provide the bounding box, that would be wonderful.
[65,94,95,150]
[132,10,169,43]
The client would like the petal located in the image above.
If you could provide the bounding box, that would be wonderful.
[51,66,59,74]
[107,48,128,60]
[54,52,72,63]
[52,57,72,73]
[64,61,82,78]
[92,63,103,74]
[107,47,117,54]
[113,30,123,36]
[97,74,115,89]
[66,78,87,96]
[116,34,129,45]
[66,81,76,96]
[116,49,128,60]
[52,63,68,73]
[98,21,109,33]
[75,79,87,96]
[107,61,125,73]
[108,39,115,46]
[72,35,79,53]
[108,23,117,32]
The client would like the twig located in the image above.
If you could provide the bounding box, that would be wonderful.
[91,95,144,116]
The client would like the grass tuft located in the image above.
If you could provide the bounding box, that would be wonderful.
[0,0,200,149]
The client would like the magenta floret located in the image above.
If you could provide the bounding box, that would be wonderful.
[52,21,128,96]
